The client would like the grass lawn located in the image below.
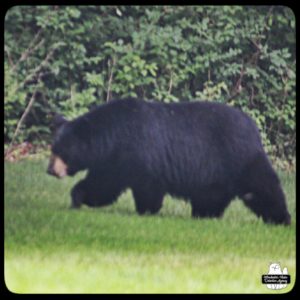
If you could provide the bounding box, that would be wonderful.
[4,159,296,293]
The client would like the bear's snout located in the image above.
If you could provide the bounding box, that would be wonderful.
[47,154,68,179]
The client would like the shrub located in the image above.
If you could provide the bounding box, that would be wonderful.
[4,6,295,167]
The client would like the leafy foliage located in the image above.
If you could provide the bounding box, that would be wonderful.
[4,6,295,167]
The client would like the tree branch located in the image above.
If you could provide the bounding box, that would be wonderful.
[227,63,245,102]
[4,46,15,68]
[18,44,60,90]
[168,70,173,95]
[106,56,116,102]
[10,6,59,73]
[11,30,44,73]
[5,74,42,157]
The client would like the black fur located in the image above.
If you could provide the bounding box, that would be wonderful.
[48,98,291,225]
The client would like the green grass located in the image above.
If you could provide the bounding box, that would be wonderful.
[4,160,296,293]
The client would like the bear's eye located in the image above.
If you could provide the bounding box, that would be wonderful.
[51,144,61,156]
[51,145,67,162]
[57,151,69,163]
[51,144,57,153]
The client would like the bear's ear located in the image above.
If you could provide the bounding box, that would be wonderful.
[52,113,68,130]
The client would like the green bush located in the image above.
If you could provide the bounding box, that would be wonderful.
[4,6,295,167]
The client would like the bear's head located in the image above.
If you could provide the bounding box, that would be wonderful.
[47,114,90,178]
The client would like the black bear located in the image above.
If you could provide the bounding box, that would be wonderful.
[47,98,291,225]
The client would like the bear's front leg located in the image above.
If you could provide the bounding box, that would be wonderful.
[70,180,87,209]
